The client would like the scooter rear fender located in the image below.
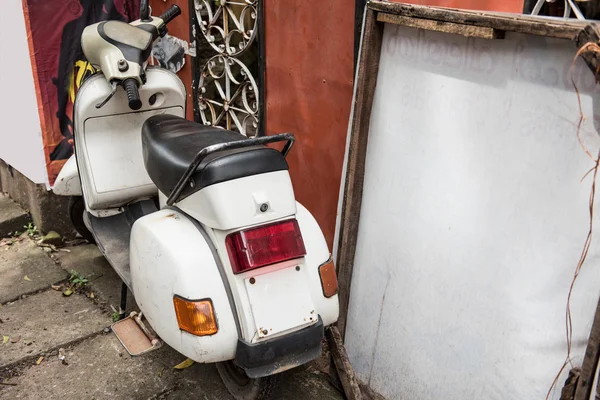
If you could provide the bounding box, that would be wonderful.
[130,208,238,363]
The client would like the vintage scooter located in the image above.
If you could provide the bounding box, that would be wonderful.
[52,3,339,399]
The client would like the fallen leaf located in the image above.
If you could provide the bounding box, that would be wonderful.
[62,289,73,297]
[158,367,165,377]
[36,356,44,365]
[89,292,95,299]
[173,358,195,370]
[10,335,20,343]
[2,336,8,344]
[23,275,31,281]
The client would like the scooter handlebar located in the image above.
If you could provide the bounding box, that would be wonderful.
[123,78,142,110]
[159,5,181,26]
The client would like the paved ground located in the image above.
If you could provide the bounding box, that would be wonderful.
[0,238,66,304]
[0,195,29,238]
[0,233,343,399]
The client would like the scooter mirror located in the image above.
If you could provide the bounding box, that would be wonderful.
[140,0,151,22]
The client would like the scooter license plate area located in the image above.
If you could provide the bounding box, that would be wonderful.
[244,266,316,340]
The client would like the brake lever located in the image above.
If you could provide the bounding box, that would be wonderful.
[95,81,119,109]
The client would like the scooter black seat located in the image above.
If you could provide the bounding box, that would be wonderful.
[142,115,289,200]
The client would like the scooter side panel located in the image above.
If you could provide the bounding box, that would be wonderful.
[52,155,82,196]
[74,68,186,212]
[130,209,238,363]
[295,202,340,327]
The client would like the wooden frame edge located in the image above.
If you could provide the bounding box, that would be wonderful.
[368,0,585,40]
[335,7,384,339]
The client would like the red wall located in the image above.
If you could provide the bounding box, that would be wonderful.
[264,1,355,250]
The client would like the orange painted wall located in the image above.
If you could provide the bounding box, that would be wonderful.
[264,1,355,250]
[396,0,524,12]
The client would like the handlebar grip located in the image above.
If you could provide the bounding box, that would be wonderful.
[159,5,181,25]
[140,0,151,22]
[123,79,142,110]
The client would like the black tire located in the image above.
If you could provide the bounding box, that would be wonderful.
[68,196,95,244]
[216,361,277,400]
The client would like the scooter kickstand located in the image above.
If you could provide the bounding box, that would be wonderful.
[119,282,127,320]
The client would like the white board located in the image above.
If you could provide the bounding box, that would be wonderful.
[0,2,48,186]
[344,24,600,400]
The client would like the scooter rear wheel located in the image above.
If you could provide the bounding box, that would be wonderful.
[68,196,95,244]
[216,361,276,400]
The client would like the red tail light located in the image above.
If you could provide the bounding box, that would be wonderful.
[226,219,306,274]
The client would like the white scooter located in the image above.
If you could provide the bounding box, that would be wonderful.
[52,3,339,399]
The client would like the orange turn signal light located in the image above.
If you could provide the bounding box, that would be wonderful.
[173,296,218,336]
[319,258,338,298]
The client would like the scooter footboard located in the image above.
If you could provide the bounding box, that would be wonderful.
[130,209,238,363]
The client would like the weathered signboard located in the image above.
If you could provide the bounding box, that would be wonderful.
[336,3,600,399]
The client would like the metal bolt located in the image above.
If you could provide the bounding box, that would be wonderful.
[295,266,300,271]
[249,277,256,284]
[262,329,268,335]
[117,59,128,72]
[260,203,268,212]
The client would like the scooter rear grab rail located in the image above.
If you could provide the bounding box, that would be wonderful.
[166,133,295,206]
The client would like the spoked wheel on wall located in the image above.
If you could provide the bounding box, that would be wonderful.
[68,196,95,243]
[216,361,276,400]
